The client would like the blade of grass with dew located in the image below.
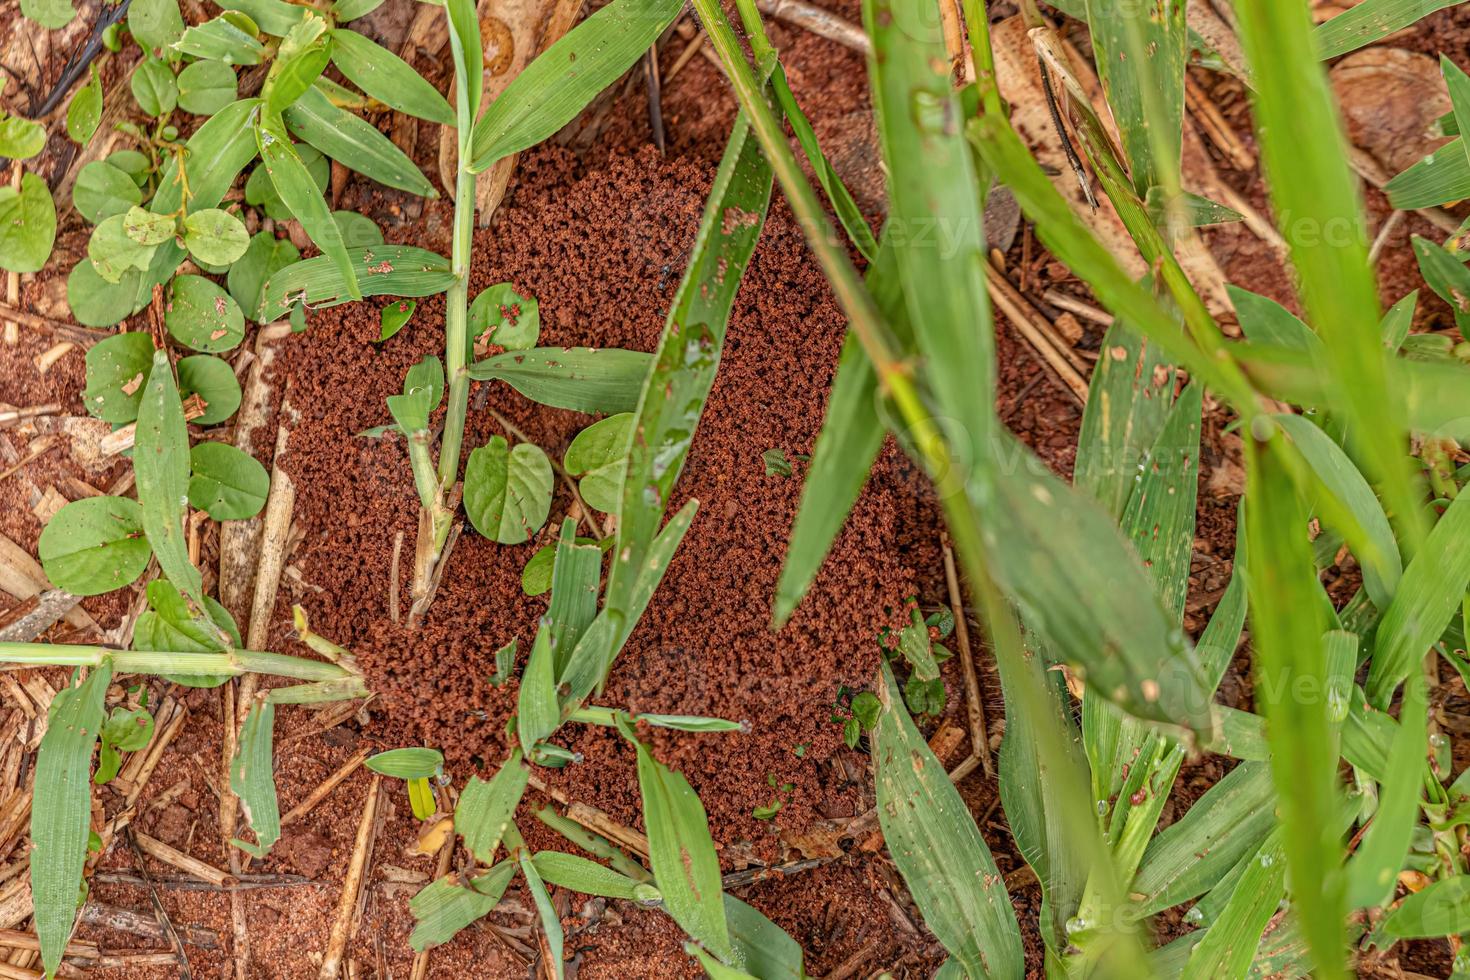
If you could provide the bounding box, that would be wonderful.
[328,28,454,126]
[614,715,730,961]
[456,750,529,864]
[1365,486,1470,705]
[282,86,435,196]
[1314,0,1469,59]
[520,852,564,980]
[1385,138,1470,209]
[468,348,653,415]
[874,661,1021,977]
[545,519,600,675]
[1180,830,1287,980]
[468,0,684,172]
[600,115,772,684]
[408,860,516,951]
[33,661,111,980]
[261,245,454,320]
[1382,291,1418,353]
[1345,673,1426,908]
[135,349,203,602]
[1233,0,1424,561]
[255,114,359,301]
[1243,427,1347,979]
[229,700,280,857]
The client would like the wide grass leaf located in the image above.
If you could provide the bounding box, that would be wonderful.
[1366,486,1470,705]
[329,29,453,126]
[261,245,453,320]
[1181,832,1286,980]
[135,349,202,601]
[545,520,600,674]
[469,347,652,415]
[873,662,1020,977]
[229,700,280,856]
[468,0,684,171]
[531,852,659,902]
[617,716,730,960]
[455,750,528,865]
[283,86,435,197]
[517,627,559,750]
[1381,874,1470,938]
[33,661,111,980]
[1075,322,1175,519]
[1315,0,1468,59]
[409,861,515,951]
[520,853,564,980]
[724,894,805,979]
[255,117,358,302]
[1346,674,1425,908]
[365,747,442,780]
[463,436,553,545]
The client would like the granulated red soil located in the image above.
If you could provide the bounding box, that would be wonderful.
[2,0,1467,976]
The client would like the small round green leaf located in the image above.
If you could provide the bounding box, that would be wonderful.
[227,233,300,323]
[564,413,632,514]
[65,71,102,146]
[88,214,158,283]
[83,331,154,423]
[177,354,242,424]
[107,150,152,185]
[176,59,237,115]
[38,497,150,596]
[20,0,75,30]
[165,274,245,352]
[73,161,142,224]
[365,747,443,780]
[67,260,145,328]
[188,443,269,520]
[0,172,57,274]
[123,205,176,246]
[0,114,45,160]
[378,299,416,342]
[333,210,383,248]
[464,436,553,545]
[468,283,540,351]
[183,208,248,266]
[131,59,178,117]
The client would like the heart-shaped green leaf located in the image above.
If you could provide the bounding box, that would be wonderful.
[188,442,270,520]
[468,283,539,351]
[131,58,178,117]
[177,60,238,115]
[464,436,553,545]
[228,232,300,322]
[88,214,158,282]
[564,413,632,514]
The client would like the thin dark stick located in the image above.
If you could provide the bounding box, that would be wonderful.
[117,834,193,980]
[93,870,318,892]
[30,0,133,118]
[1036,53,1098,210]
[644,47,666,155]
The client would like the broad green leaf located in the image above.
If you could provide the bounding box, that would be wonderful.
[602,114,771,678]
[531,852,658,902]
[442,0,483,126]
[616,716,731,960]
[1346,673,1425,908]
[0,113,45,160]
[229,701,279,856]
[188,443,269,520]
[724,895,805,979]
[262,14,331,117]
[332,0,384,21]
[517,627,559,750]
[151,99,261,221]
[21,0,74,29]
[66,68,102,145]
[468,347,652,415]
[165,274,245,353]
[365,747,443,780]
[229,232,300,321]
[332,210,382,248]
[0,173,57,275]
[255,117,359,301]
[283,86,436,197]
[564,414,632,514]
[1366,486,1470,705]
[217,0,303,36]
[328,29,453,126]
[261,245,452,321]
[1386,137,1470,209]
[72,161,142,225]
[88,214,157,284]
[131,58,178,117]
[38,497,150,596]
[1243,432,1346,978]
[455,751,529,864]
[246,149,327,222]
[408,861,515,951]
[687,945,754,980]
[1443,54,1470,174]
[129,0,184,53]
[1382,290,1418,352]
[122,206,175,247]
[33,661,112,979]
[873,662,1020,977]
[468,0,684,171]
[135,349,203,601]
[520,853,565,980]
[182,209,249,267]
[1075,321,1175,519]
[133,581,240,687]
[1181,832,1286,980]
[1381,873,1470,938]
[1412,235,1470,340]
[385,355,444,434]
[1315,0,1468,59]
[82,332,153,422]
[177,60,238,115]
[468,283,540,351]
[379,299,416,341]
[463,437,553,545]
[178,354,243,424]
[1230,285,1322,355]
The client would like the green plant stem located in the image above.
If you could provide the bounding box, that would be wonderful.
[962,0,1004,117]
[436,158,477,491]
[407,429,441,513]
[0,643,356,683]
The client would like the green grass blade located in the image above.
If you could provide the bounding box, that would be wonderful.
[1441,55,1470,170]
[442,0,482,125]
[1243,431,1346,979]
[519,852,564,980]
[1233,0,1424,559]
[409,860,515,951]
[517,626,559,751]
[1345,673,1425,908]
[228,700,280,857]
[1314,0,1468,59]
[1196,512,1249,690]
[1385,138,1470,208]
[723,895,804,979]
[616,716,731,960]
[33,661,111,980]
[1381,290,1418,353]
[255,116,360,301]
[530,852,658,902]
[328,28,454,126]
[1365,487,1470,705]
[283,86,435,197]
[545,519,600,675]
[1180,831,1286,980]
[468,0,683,172]
[261,245,454,320]
[468,347,652,415]
[601,115,772,682]
[456,750,529,864]
[1381,874,1470,938]
[217,0,303,35]
[1075,321,1175,520]
[135,349,203,601]
[1229,285,1323,354]
[874,661,1021,977]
